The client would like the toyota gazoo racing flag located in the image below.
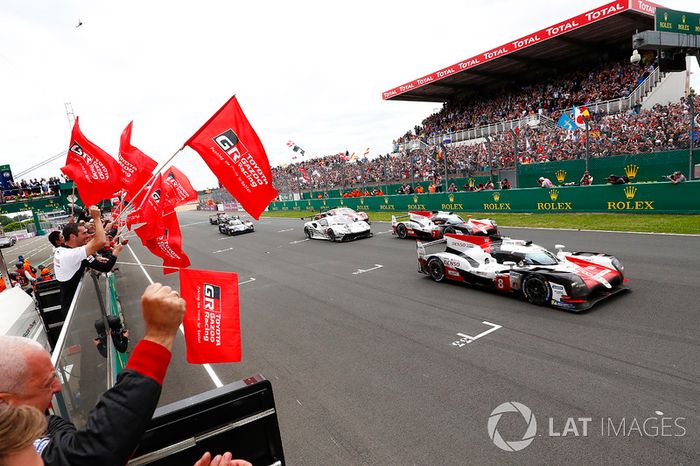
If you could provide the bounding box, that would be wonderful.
[61,117,122,206]
[180,268,241,364]
[131,174,166,239]
[119,121,158,199]
[162,165,198,211]
[142,211,190,274]
[184,96,277,219]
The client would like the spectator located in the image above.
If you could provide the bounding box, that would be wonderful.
[538,176,554,188]
[665,171,686,184]
[579,171,593,186]
[606,174,629,184]
[0,404,46,466]
[500,178,512,189]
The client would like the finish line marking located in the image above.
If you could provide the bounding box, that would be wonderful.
[452,321,502,348]
[126,243,224,388]
[352,264,383,275]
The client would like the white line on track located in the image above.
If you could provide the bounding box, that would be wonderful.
[212,247,235,254]
[239,277,256,285]
[451,321,502,347]
[375,230,393,235]
[277,228,294,233]
[180,220,211,227]
[289,238,310,245]
[126,243,224,389]
[352,264,383,275]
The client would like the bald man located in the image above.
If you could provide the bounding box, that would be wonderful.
[0,283,185,466]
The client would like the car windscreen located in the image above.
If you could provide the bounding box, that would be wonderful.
[329,216,353,225]
[444,215,465,225]
[521,250,558,265]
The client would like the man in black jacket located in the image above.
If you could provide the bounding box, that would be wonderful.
[0,282,185,466]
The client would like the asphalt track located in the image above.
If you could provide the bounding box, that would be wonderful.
[6,213,699,465]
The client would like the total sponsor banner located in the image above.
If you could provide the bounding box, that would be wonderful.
[383,0,630,100]
[269,181,700,214]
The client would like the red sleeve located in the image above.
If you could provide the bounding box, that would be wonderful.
[125,340,172,385]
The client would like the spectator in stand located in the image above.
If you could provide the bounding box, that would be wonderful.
[448,182,458,192]
[483,179,495,190]
[500,178,512,189]
[538,176,554,188]
[665,171,686,184]
[606,174,629,184]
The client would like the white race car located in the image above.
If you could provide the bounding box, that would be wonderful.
[417,233,627,311]
[218,217,255,235]
[315,207,370,224]
[303,214,372,242]
[391,211,442,240]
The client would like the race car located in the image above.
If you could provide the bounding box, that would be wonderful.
[218,217,255,235]
[0,236,16,248]
[417,233,628,311]
[315,207,370,224]
[303,214,372,242]
[391,211,442,240]
[209,213,231,225]
[430,211,498,236]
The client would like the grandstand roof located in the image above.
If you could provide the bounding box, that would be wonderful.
[382,0,661,103]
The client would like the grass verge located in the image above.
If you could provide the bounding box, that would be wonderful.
[262,211,700,235]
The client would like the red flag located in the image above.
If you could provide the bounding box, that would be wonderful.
[119,121,159,198]
[162,165,198,210]
[61,117,122,206]
[180,268,241,364]
[184,96,277,219]
[133,174,168,240]
[142,212,190,274]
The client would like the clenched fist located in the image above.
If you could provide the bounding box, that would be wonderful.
[141,283,186,351]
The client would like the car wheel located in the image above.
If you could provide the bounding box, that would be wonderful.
[427,257,446,282]
[327,230,336,242]
[444,226,456,234]
[304,227,312,239]
[396,223,408,239]
[523,274,551,306]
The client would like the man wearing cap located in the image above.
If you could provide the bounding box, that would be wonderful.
[538,176,554,188]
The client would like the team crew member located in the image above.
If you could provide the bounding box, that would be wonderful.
[0,283,185,466]
[53,206,109,316]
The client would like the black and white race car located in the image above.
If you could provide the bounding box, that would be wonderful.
[209,213,231,225]
[417,233,628,311]
[391,211,443,240]
[314,207,370,225]
[430,211,498,236]
[218,217,255,235]
[303,214,372,242]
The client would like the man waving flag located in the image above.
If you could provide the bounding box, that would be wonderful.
[184,96,277,219]
[61,117,122,206]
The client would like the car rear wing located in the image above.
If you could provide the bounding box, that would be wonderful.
[416,238,446,257]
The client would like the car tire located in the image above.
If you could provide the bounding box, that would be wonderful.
[327,230,336,242]
[304,227,312,239]
[427,257,446,282]
[396,223,408,239]
[444,226,456,234]
[523,274,551,306]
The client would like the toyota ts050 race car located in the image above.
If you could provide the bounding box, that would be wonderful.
[209,213,231,225]
[430,211,498,236]
[392,211,497,240]
[218,217,255,235]
[303,214,372,242]
[314,207,370,224]
[417,233,628,311]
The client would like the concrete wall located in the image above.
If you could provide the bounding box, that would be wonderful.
[642,71,686,109]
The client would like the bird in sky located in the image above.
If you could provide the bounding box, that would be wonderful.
[76,19,83,28]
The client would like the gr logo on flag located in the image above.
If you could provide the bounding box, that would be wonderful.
[203,283,221,313]
[69,142,84,156]
[214,129,248,163]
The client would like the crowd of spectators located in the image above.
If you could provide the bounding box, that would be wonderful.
[1,175,68,202]
[272,94,698,194]
[396,57,654,143]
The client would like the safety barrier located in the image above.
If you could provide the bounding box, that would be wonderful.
[269,180,700,214]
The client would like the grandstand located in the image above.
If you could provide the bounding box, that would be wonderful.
[271,1,698,196]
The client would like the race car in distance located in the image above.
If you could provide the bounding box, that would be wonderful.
[391,211,442,240]
[417,233,627,311]
[218,217,255,235]
[430,211,498,236]
[314,207,370,224]
[209,213,231,225]
[304,214,372,242]
[0,235,16,248]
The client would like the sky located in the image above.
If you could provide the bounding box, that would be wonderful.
[1,0,699,190]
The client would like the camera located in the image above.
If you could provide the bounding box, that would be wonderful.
[630,49,641,65]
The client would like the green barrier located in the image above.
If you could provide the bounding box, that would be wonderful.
[517,150,691,188]
[107,273,128,378]
[269,180,700,214]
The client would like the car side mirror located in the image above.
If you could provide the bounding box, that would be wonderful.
[503,261,516,268]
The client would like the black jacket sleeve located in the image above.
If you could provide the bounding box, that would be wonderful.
[41,369,162,466]
[84,253,117,273]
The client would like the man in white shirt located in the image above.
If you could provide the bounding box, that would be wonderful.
[53,206,109,316]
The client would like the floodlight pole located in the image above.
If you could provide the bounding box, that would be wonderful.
[510,129,519,188]
[443,143,449,192]
[584,117,590,173]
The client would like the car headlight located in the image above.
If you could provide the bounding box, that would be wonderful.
[611,258,624,273]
